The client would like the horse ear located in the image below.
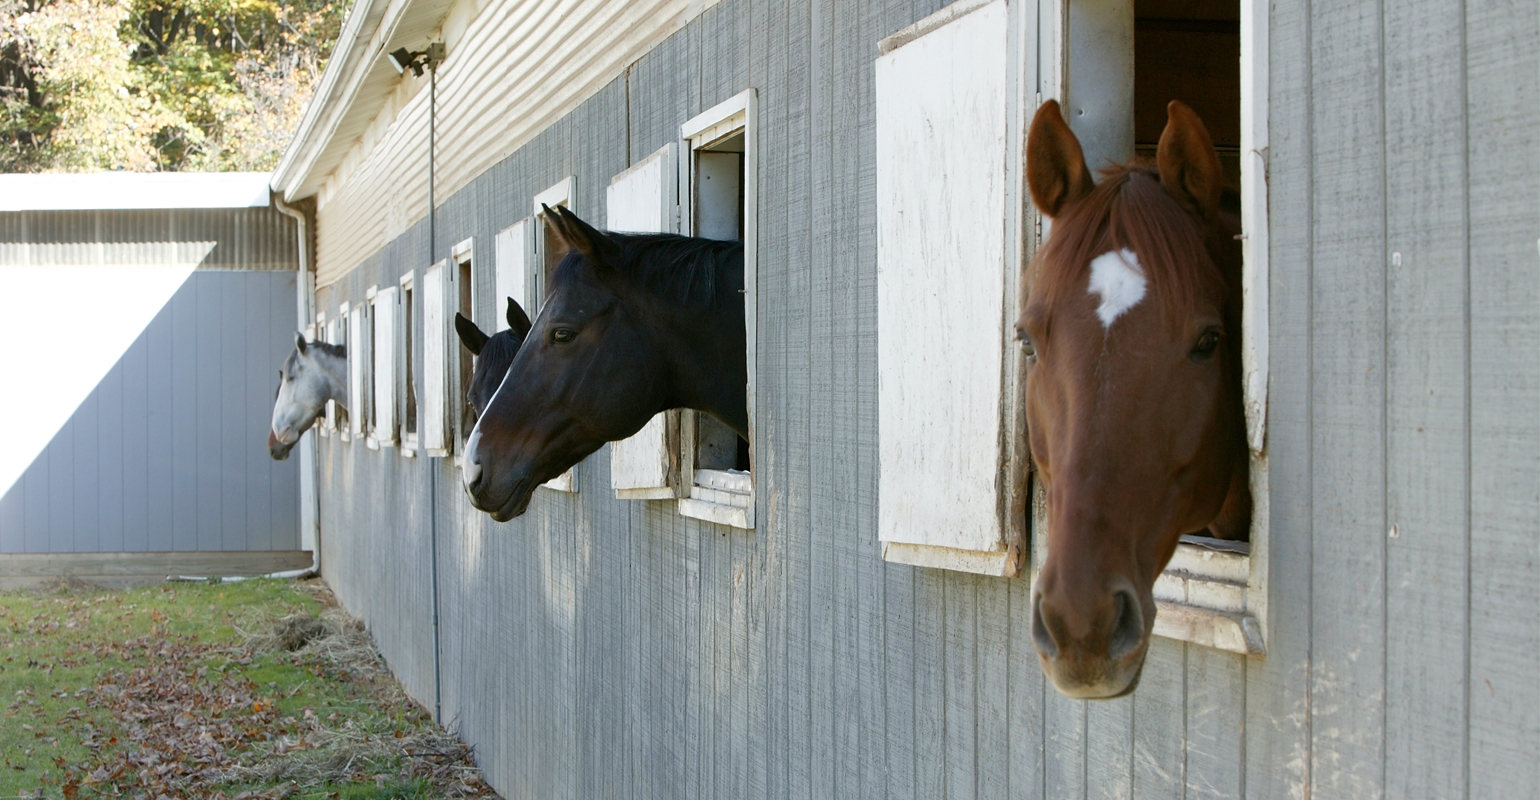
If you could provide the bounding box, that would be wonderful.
[455,312,488,356]
[505,297,532,339]
[295,332,307,354]
[544,204,621,266]
[1156,100,1224,219]
[1027,99,1095,219]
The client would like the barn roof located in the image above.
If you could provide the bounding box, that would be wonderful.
[0,172,274,212]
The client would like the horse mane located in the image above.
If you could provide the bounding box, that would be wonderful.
[1031,164,1229,326]
[609,233,742,308]
[311,341,346,359]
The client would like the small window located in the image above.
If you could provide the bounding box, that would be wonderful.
[1035,0,1266,654]
[676,89,757,530]
[531,179,579,493]
[606,145,681,500]
[399,272,418,456]
[330,309,349,437]
[347,301,367,442]
[875,0,1024,575]
[369,284,399,448]
[452,239,477,447]
[421,260,451,456]
[314,311,330,438]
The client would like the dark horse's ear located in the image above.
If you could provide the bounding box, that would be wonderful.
[543,204,621,267]
[1027,99,1095,219]
[505,297,532,339]
[1157,100,1224,220]
[295,332,308,354]
[455,312,489,356]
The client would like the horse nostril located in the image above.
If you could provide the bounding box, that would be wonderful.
[462,458,482,491]
[1107,590,1145,660]
[1032,593,1060,659]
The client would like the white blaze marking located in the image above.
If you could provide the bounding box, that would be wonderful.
[1087,248,1147,328]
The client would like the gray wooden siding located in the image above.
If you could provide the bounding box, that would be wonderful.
[310,0,1540,797]
[0,269,302,554]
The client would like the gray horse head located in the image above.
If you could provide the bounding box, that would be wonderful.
[270,333,347,460]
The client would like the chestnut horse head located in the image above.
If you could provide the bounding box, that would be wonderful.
[1021,100,1251,699]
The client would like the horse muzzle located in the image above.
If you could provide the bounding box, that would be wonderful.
[268,429,295,460]
[1031,582,1152,699]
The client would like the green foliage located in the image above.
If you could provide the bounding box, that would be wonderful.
[0,0,344,172]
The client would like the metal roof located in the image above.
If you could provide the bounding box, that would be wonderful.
[0,172,274,212]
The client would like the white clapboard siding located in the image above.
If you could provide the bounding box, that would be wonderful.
[875,0,1012,566]
[606,145,679,499]
[422,261,449,455]
[372,286,399,446]
[494,220,532,330]
[348,303,365,439]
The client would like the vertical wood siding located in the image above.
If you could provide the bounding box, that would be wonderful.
[308,0,1540,797]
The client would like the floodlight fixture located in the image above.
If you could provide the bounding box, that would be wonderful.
[387,43,445,78]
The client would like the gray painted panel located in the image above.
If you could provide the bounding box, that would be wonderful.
[303,1,1540,798]
[1466,0,1540,794]
[0,270,300,554]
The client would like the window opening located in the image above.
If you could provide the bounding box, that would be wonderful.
[531,180,579,493]
[677,90,757,529]
[455,247,475,442]
[400,273,418,455]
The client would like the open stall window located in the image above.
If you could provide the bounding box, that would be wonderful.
[876,0,1029,576]
[348,301,367,442]
[676,90,757,530]
[606,145,682,500]
[531,179,580,493]
[314,311,331,438]
[368,284,398,448]
[451,239,478,453]
[398,272,418,457]
[421,260,451,456]
[330,310,349,437]
[1029,0,1267,654]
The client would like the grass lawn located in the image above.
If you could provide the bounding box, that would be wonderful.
[0,577,498,800]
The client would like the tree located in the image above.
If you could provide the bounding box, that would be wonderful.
[0,0,344,172]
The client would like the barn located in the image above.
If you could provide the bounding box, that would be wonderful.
[270,0,1539,796]
[0,173,313,587]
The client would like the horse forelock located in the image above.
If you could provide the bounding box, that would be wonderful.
[1032,166,1229,328]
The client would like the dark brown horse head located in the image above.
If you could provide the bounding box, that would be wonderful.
[1021,100,1251,699]
[461,206,747,522]
[454,297,534,418]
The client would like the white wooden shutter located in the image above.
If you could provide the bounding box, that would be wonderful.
[373,286,399,445]
[348,303,365,438]
[876,0,1019,575]
[606,145,680,499]
[494,220,532,330]
[422,262,449,455]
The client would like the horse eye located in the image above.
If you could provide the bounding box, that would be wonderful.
[1190,329,1222,362]
[1016,330,1038,363]
[552,328,576,344]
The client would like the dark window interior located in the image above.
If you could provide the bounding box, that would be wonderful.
[403,284,418,437]
[1134,0,1241,188]
[693,132,751,473]
[457,259,474,437]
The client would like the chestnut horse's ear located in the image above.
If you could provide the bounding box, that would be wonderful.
[505,297,532,339]
[1156,100,1224,219]
[543,204,621,267]
[455,312,488,356]
[1027,99,1095,219]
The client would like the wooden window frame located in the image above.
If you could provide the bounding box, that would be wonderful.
[1027,0,1270,656]
[367,284,399,449]
[314,311,331,439]
[531,179,580,493]
[422,259,452,457]
[398,271,418,458]
[451,237,478,457]
[348,300,367,443]
[676,89,757,530]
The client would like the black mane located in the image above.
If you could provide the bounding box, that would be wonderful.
[610,233,742,308]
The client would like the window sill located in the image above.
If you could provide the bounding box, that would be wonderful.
[541,468,578,493]
[1151,537,1265,655]
[881,541,1024,577]
[678,469,752,529]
